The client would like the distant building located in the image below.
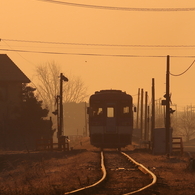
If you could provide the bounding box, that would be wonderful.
[0,54,30,125]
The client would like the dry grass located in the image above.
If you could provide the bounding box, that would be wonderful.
[129,151,195,195]
[1,138,195,195]
[0,148,101,195]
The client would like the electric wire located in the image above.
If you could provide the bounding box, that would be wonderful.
[2,39,37,67]
[0,48,167,57]
[38,0,195,12]
[1,41,46,101]
[170,60,195,76]
[2,48,195,58]
[2,38,195,48]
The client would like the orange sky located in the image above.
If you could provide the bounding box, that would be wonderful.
[1,0,195,110]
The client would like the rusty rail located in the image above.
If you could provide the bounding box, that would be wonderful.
[64,151,157,195]
[64,151,106,194]
[121,152,157,194]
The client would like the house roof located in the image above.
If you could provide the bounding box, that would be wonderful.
[0,54,30,82]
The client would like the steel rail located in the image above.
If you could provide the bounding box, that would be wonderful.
[64,151,106,194]
[121,152,157,195]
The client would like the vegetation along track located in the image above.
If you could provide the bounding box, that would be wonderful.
[64,149,157,195]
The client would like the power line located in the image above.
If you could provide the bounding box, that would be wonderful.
[2,39,37,66]
[1,48,195,58]
[2,38,195,48]
[0,48,166,57]
[170,60,195,76]
[38,0,195,12]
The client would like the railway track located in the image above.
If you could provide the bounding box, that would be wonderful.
[64,150,157,195]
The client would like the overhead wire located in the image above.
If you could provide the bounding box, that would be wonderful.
[2,38,195,48]
[170,60,195,76]
[0,48,166,57]
[38,0,195,12]
[2,39,195,58]
[1,39,37,66]
[2,48,195,58]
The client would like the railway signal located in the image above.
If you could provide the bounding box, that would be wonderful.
[51,73,68,150]
[59,73,68,137]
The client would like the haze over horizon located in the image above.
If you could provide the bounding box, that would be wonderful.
[1,0,195,110]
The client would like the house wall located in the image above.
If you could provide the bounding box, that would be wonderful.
[0,81,22,120]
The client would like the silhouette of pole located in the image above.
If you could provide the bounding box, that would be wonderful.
[144,91,148,141]
[59,73,63,137]
[151,78,155,146]
[136,88,140,129]
[165,55,171,156]
[59,73,68,138]
[140,88,144,140]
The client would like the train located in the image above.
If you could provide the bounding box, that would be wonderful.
[87,89,134,149]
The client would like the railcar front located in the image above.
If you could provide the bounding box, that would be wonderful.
[88,90,133,149]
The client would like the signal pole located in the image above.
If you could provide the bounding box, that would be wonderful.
[58,73,68,138]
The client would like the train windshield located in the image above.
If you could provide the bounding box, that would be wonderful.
[107,107,114,118]
[123,106,130,114]
[91,106,103,117]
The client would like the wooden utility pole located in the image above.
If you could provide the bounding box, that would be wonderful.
[84,102,88,136]
[140,88,144,140]
[136,88,140,129]
[147,105,150,140]
[165,55,171,156]
[151,78,155,144]
[144,91,148,141]
[59,73,63,137]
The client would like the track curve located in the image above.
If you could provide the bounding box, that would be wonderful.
[64,151,106,194]
[64,150,157,195]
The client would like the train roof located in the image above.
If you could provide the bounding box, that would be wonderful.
[89,89,132,101]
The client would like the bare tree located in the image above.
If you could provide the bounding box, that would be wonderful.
[35,61,88,112]
[177,106,195,142]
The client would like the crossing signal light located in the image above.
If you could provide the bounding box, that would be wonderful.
[169,108,175,114]
[52,109,58,115]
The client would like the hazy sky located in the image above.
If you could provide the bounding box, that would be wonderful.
[1,0,195,110]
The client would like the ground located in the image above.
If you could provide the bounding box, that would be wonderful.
[0,137,195,195]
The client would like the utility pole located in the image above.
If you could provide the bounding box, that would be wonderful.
[140,88,144,140]
[58,73,68,138]
[59,73,63,138]
[151,78,155,145]
[165,55,171,156]
[144,91,148,141]
[84,102,88,136]
[136,88,140,129]
[147,105,150,141]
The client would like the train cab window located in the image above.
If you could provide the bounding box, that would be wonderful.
[92,107,103,117]
[123,106,130,114]
[107,107,114,118]
[122,106,131,118]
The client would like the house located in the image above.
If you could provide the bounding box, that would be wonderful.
[0,54,30,123]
